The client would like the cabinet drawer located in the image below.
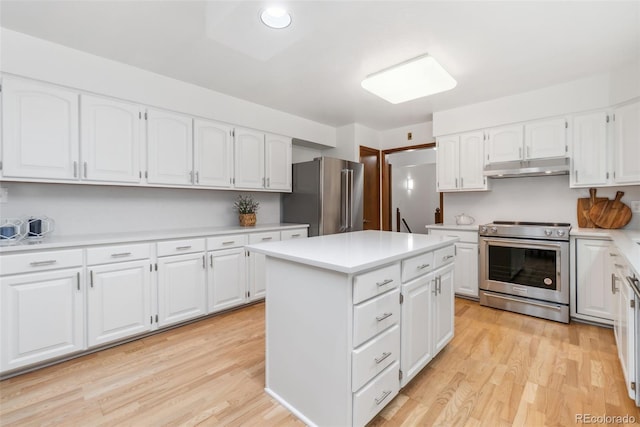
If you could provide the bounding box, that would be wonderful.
[248,231,281,244]
[87,243,151,265]
[353,289,400,347]
[434,245,456,269]
[280,228,308,240]
[207,234,248,250]
[354,263,400,304]
[0,249,83,276]
[352,325,400,392]
[429,229,478,244]
[157,238,205,257]
[402,252,434,283]
[353,361,399,427]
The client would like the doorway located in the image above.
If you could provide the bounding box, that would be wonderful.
[359,146,381,230]
[381,143,443,232]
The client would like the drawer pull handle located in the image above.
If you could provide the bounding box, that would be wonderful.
[376,312,393,322]
[376,279,394,287]
[374,352,392,364]
[262,237,273,241]
[111,252,132,258]
[375,390,392,405]
[291,233,301,237]
[442,255,454,261]
[176,246,192,250]
[609,253,619,257]
[417,264,430,270]
[222,241,235,245]
[614,263,624,269]
[30,260,57,267]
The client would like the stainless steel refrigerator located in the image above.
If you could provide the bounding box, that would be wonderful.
[282,157,364,236]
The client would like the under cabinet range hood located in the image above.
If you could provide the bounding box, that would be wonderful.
[483,158,570,179]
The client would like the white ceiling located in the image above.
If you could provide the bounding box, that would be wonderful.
[1,1,638,131]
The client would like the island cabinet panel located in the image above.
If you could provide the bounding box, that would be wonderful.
[261,232,457,427]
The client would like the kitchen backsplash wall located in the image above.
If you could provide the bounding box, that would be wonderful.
[443,176,640,230]
[1,182,281,236]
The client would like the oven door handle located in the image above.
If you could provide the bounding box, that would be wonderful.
[483,292,563,311]
[481,237,563,251]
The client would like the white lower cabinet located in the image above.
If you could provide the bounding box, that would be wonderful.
[157,252,207,328]
[612,256,637,402]
[575,239,615,323]
[427,228,479,299]
[207,248,247,313]
[248,231,281,301]
[87,260,152,347]
[1,268,84,373]
[432,264,455,354]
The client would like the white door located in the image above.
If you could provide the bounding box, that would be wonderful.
[453,243,479,298]
[524,118,567,160]
[1,269,84,372]
[613,102,640,184]
[487,125,523,163]
[2,77,79,180]
[265,134,292,191]
[208,248,247,313]
[87,260,152,347]
[399,273,433,387]
[193,119,234,188]
[80,94,142,183]
[234,128,265,189]
[458,132,486,190]
[571,111,609,187]
[436,136,459,191]
[576,240,615,320]
[147,109,193,185]
[432,264,454,355]
[157,253,206,327]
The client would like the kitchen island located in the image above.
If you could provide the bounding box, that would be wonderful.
[247,230,458,427]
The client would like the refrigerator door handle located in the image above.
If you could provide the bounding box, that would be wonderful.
[348,169,354,230]
[341,169,349,232]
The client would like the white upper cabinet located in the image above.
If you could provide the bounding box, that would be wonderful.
[486,125,523,163]
[613,101,640,184]
[524,118,567,160]
[80,95,142,183]
[2,76,79,180]
[436,132,487,192]
[146,109,193,186]
[193,119,234,188]
[571,111,609,187]
[458,131,486,190]
[234,128,265,189]
[265,134,292,191]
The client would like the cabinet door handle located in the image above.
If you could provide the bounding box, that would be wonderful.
[375,312,393,322]
[266,177,270,188]
[417,264,430,270]
[611,273,618,294]
[375,390,392,405]
[518,147,522,159]
[176,245,192,250]
[210,254,213,268]
[437,276,442,294]
[376,279,394,287]
[30,260,57,267]
[460,177,464,188]
[77,272,80,291]
[526,146,530,158]
[84,162,88,178]
[111,252,132,258]
[433,279,438,295]
[455,178,458,188]
[195,171,199,184]
[73,161,78,178]
[202,255,205,269]
[374,351,392,364]
[90,270,94,288]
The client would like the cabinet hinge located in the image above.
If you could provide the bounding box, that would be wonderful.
[155,314,159,323]
[155,263,158,271]
[399,370,403,380]
[400,293,404,304]
[631,382,636,391]
[631,299,636,309]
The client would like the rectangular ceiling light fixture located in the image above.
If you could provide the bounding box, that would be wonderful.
[361,54,457,104]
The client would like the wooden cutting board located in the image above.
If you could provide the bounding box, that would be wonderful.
[577,188,606,228]
[588,191,632,229]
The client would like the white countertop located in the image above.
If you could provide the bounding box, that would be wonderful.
[246,230,458,274]
[0,223,309,253]
[571,227,640,279]
[425,224,479,231]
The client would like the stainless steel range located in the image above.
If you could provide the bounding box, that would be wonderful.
[479,221,571,323]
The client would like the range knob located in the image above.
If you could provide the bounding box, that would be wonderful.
[544,229,553,237]
[557,230,566,237]
[490,227,498,233]
[479,226,488,233]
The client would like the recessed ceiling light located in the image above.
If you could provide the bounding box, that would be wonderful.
[361,54,457,104]
[260,7,292,29]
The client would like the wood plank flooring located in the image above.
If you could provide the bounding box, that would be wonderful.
[1,298,639,426]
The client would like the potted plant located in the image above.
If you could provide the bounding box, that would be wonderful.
[233,194,259,226]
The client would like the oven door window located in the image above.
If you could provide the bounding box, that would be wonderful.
[488,245,558,290]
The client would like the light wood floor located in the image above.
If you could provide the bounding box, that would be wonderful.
[1,299,639,426]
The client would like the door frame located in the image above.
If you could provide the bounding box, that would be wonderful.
[381,142,443,231]
[359,145,381,230]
